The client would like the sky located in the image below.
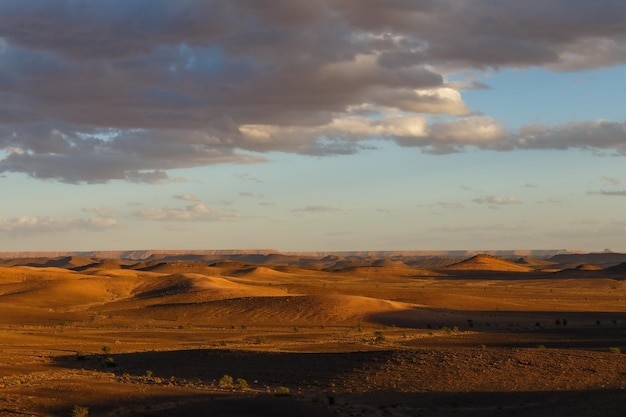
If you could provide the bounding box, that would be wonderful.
[1,0,626,252]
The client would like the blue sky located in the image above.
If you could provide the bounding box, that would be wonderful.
[1,1,626,252]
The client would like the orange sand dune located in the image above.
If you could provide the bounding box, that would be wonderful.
[444,254,534,272]
[112,294,416,326]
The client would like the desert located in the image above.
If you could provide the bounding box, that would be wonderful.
[0,250,625,417]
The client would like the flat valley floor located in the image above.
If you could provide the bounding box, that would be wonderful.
[1,253,625,416]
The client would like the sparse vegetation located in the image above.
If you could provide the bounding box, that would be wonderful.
[75,351,87,360]
[274,386,291,396]
[105,356,116,367]
[101,345,112,355]
[609,347,621,354]
[374,330,386,343]
[235,378,249,390]
[71,405,89,417]
[219,374,234,387]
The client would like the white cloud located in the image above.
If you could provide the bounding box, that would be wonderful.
[134,203,240,222]
[0,216,117,234]
[589,190,626,196]
[173,193,200,201]
[473,196,522,205]
[601,176,621,186]
[82,207,113,217]
[291,205,345,214]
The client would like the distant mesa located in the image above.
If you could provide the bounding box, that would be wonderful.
[444,254,533,272]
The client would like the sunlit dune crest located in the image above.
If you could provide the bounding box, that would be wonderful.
[443,254,534,272]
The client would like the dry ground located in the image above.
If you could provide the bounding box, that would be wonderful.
[0,254,625,416]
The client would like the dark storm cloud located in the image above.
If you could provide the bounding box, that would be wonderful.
[1,1,626,182]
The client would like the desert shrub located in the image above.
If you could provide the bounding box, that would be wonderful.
[357,323,362,332]
[72,405,89,417]
[293,326,300,333]
[536,344,546,350]
[274,386,291,396]
[105,356,116,367]
[235,378,249,390]
[609,347,621,354]
[145,370,153,378]
[101,345,112,354]
[76,351,87,361]
[255,336,265,344]
[219,374,234,387]
[374,330,386,343]
[479,344,487,350]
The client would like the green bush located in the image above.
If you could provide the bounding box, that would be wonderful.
[72,405,89,417]
[235,378,249,390]
[274,386,291,396]
[219,374,234,387]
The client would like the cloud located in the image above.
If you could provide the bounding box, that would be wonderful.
[134,203,240,221]
[234,173,263,183]
[82,207,114,217]
[291,205,345,214]
[0,215,117,234]
[2,1,626,182]
[589,190,626,196]
[173,193,200,201]
[436,202,465,209]
[473,196,522,205]
[601,176,621,186]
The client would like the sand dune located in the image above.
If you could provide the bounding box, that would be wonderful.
[117,294,415,326]
[444,254,534,272]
